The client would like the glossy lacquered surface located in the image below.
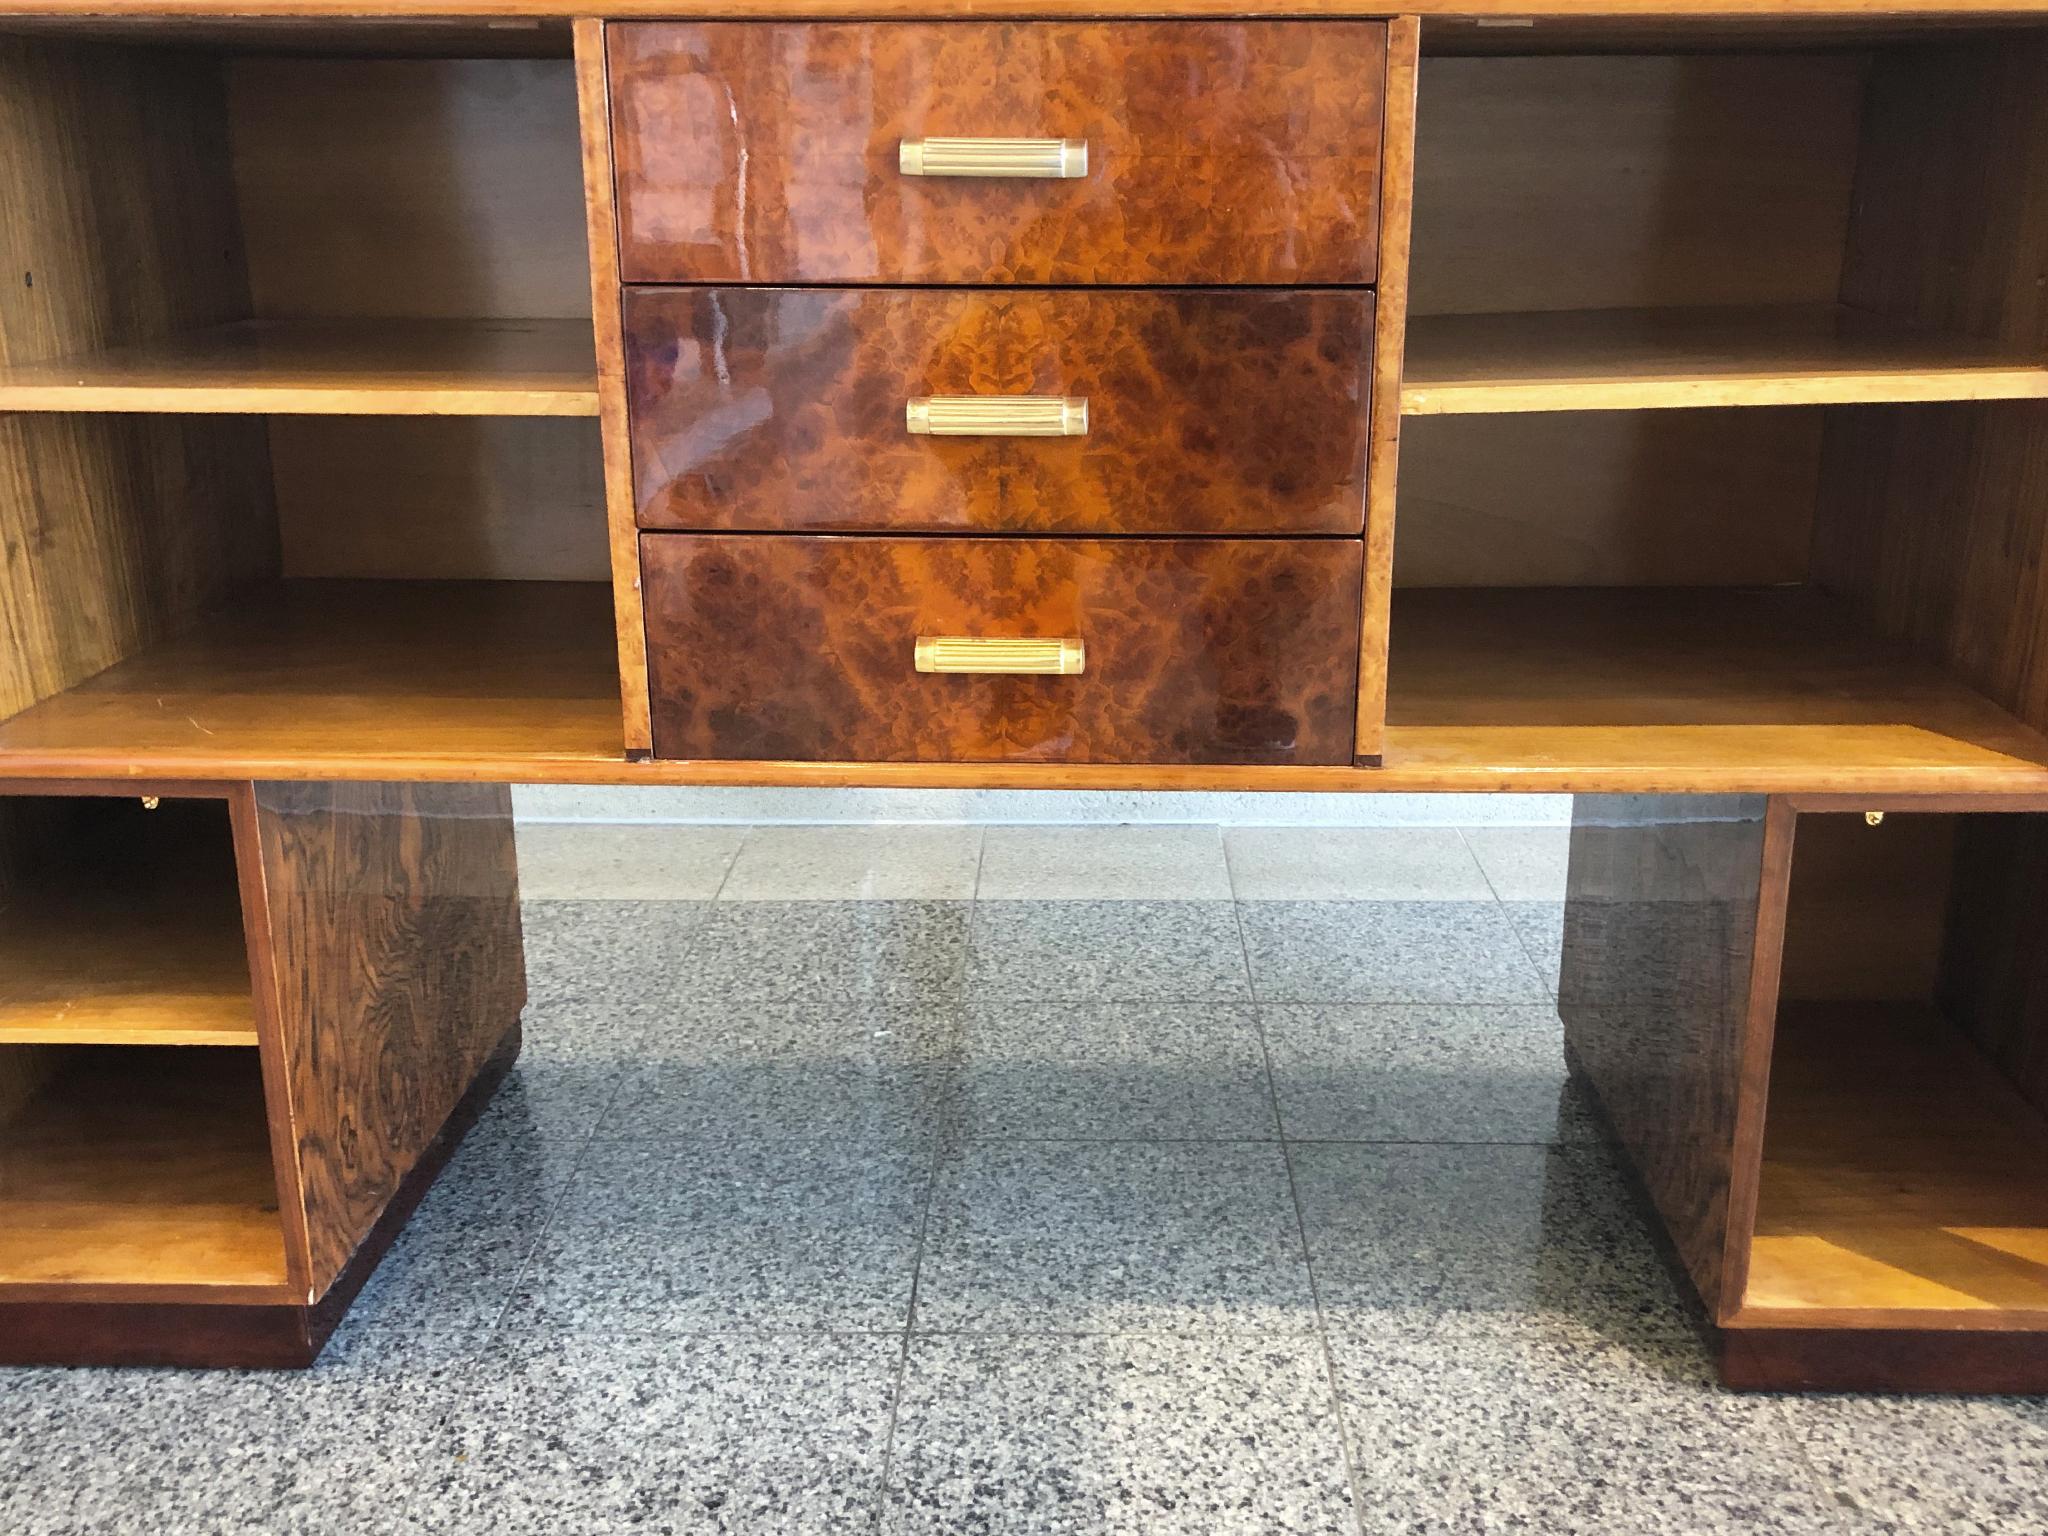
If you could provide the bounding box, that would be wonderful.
[607,21,1386,285]
[625,287,1373,535]
[642,534,1362,764]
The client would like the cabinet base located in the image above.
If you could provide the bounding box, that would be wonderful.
[0,1020,521,1369]
[1717,1325,2048,1395]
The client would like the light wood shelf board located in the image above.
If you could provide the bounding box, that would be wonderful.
[1743,1001,2048,1321]
[0,897,256,1047]
[1401,305,2048,415]
[0,1050,288,1290]
[0,318,599,417]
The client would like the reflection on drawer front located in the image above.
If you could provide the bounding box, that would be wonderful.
[643,535,1362,764]
[607,21,1387,285]
[626,288,1373,536]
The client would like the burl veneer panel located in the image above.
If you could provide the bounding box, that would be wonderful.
[607,21,1386,285]
[642,534,1361,764]
[250,781,526,1296]
[1560,794,1771,1321]
[625,287,1372,536]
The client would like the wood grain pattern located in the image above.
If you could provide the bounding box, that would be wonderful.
[626,287,1372,535]
[0,1048,289,1294]
[576,16,654,756]
[0,39,278,725]
[249,781,526,1296]
[643,534,1362,764]
[11,1,2048,18]
[1401,305,2048,415]
[1409,53,1864,316]
[1356,15,1420,764]
[1941,814,2048,1117]
[1814,41,2048,742]
[1718,1326,2048,1395]
[608,21,1386,285]
[1560,793,1771,1319]
[0,318,599,416]
[1775,810,1959,1005]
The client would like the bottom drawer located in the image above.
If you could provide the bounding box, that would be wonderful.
[642,534,1362,764]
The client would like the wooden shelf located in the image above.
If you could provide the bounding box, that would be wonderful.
[0,1049,288,1293]
[0,318,599,417]
[1382,586,2048,790]
[1744,1002,2048,1323]
[1400,306,2048,415]
[0,579,628,779]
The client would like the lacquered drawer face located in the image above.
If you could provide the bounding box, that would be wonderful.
[626,288,1373,536]
[607,21,1387,285]
[643,534,1362,764]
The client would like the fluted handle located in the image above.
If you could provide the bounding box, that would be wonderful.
[914,636,1086,676]
[906,396,1089,437]
[899,137,1088,178]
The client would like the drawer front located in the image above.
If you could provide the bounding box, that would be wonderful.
[643,534,1362,764]
[626,288,1373,536]
[608,21,1386,285]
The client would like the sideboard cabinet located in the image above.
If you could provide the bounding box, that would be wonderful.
[1,5,2048,1387]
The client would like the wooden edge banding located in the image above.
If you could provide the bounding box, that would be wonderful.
[1717,795,1796,1324]
[230,782,317,1299]
[1717,1324,2048,1394]
[574,16,653,756]
[1354,14,1420,764]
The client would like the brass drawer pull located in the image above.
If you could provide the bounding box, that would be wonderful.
[915,636,1086,676]
[898,137,1088,179]
[906,396,1089,437]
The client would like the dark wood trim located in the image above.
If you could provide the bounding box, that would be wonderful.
[1718,1323,2048,1394]
[0,1021,520,1369]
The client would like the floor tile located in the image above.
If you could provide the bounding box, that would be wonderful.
[968,901,1251,1001]
[470,1057,635,1148]
[669,901,970,1002]
[883,1333,1355,1536]
[1789,1393,2048,1536]
[514,822,745,901]
[719,824,984,901]
[956,1000,1277,1140]
[914,1140,1316,1333]
[604,998,961,1141]
[443,1331,899,1534]
[1504,900,1567,994]
[1292,1142,1680,1327]
[507,1135,931,1335]
[977,824,1232,900]
[1263,1002,1600,1144]
[519,898,708,1017]
[1461,824,1574,903]
[1328,1313,1845,1536]
[1240,901,1549,1004]
[1227,826,1493,901]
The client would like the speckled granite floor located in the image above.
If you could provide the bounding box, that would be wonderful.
[4,824,2045,1535]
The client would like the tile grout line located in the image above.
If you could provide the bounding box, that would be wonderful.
[1458,826,1558,999]
[1230,896,1372,1536]
[868,1123,951,1534]
[706,823,755,901]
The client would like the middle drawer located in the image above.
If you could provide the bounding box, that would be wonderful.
[625,287,1373,536]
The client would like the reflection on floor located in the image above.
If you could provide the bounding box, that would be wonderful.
[4,824,2043,1535]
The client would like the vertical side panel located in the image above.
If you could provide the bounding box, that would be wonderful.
[0,40,276,724]
[575,18,653,756]
[1941,813,2048,1116]
[1354,14,1419,765]
[1560,793,1771,1321]
[253,782,526,1297]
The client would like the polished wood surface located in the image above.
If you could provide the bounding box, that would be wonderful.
[1401,305,2048,414]
[1943,815,2048,1113]
[0,580,627,777]
[576,16,654,756]
[0,40,276,726]
[608,21,1386,285]
[644,534,1362,764]
[1744,1001,2048,1319]
[0,797,256,1047]
[1355,16,1422,765]
[0,319,598,416]
[0,1049,288,1294]
[1775,810,1958,1005]
[626,287,1372,535]
[1561,794,1772,1317]
[1410,53,1863,316]
[13,2,2047,19]
[249,781,525,1294]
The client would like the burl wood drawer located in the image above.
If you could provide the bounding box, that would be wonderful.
[625,288,1373,536]
[642,534,1362,764]
[607,21,1387,285]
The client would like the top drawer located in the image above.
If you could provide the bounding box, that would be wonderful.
[607,21,1387,286]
